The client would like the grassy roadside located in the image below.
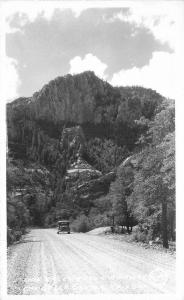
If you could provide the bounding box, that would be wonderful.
[103,232,176,256]
[88,226,176,256]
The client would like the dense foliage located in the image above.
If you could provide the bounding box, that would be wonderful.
[106,100,175,247]
[7,72,175,248]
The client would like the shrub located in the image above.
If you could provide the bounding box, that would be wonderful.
[7,228,15,245]
[131,230,148,243]
[71,215,92,233]
[7,228,22,246]
[14,230,22,241]
[130,225,150,243]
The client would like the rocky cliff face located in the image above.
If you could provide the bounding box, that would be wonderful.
[7,71,120,160]
[7,71,120,128]
[60,125,114,202]
[7,71,164,157]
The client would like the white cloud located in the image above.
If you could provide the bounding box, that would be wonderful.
[111,51,178,99]
[4,57,20,102]
[109,3,184,100]
[4,2,182,51]
[113,4,181,50]
[4,3,86,33]
[69,53,107,80]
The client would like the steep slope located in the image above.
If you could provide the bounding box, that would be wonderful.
[7,71,164,159]
[7,71,166,232]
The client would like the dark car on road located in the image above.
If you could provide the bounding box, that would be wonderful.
[57,220,70,234]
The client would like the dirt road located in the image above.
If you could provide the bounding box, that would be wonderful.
[7,229,175,294]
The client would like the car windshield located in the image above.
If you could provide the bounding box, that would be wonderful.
[58,222,69,225]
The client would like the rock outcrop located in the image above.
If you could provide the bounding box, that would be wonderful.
[75,171,116,201]
[59,125,114,202]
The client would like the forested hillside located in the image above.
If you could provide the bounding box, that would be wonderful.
[7,71,175,248]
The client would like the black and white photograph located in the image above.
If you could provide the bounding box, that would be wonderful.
[0,0,184,298]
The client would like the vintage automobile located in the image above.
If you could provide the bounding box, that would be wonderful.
[57,220,70,234]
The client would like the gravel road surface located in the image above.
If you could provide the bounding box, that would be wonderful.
[7,229,175,294]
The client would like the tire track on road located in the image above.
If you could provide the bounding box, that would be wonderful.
[7,229,176,295]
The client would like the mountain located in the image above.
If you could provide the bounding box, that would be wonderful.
[7,71,169,239]
[7,71,164,158]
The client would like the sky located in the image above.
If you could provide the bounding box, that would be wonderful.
[2,1,184,101]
